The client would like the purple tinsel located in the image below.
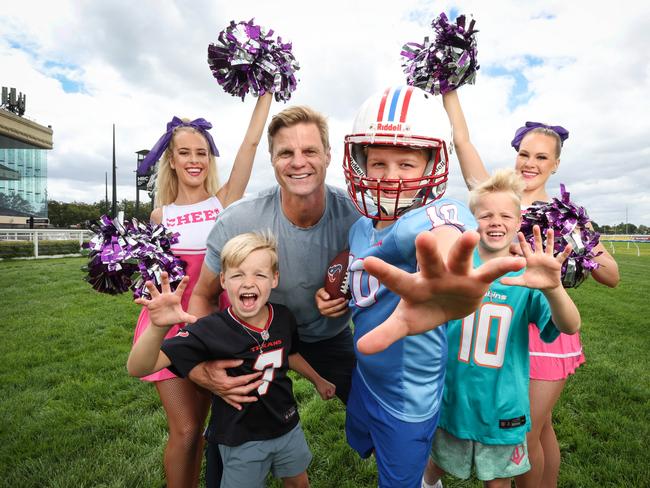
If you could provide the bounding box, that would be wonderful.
[207,19,299,102]
[521,185,602,288]
[83,213,186,299]
[401,12,479,95]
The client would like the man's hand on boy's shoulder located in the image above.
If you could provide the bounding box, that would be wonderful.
[356,230,525,355]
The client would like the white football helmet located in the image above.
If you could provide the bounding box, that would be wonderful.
[343,85,450,220]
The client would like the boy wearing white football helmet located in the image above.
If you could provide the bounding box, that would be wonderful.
[316,85,524,487]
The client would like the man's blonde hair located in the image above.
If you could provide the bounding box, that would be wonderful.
[220,231,279,274]
[267,105,330,154]
[468,168,525,214]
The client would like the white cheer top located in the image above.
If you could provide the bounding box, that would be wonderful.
[162,196,224,255]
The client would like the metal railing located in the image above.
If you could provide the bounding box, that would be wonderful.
[600,235,650,257]
[0,228,93,257]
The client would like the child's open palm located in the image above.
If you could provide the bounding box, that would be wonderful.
[134,273,197,328]
[501,226,572,291]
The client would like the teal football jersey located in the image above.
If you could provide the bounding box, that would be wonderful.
[439,249,560,444]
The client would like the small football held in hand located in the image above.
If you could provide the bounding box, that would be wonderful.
[324,249,351,300]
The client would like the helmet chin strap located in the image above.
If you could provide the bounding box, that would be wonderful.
[373,194,424,219]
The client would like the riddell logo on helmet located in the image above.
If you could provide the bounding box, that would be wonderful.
[375,122,407,131]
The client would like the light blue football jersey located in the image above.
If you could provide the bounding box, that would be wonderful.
[349,198,476,422]
[439,249,560,444]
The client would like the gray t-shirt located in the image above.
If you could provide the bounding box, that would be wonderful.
[205,185,360,342]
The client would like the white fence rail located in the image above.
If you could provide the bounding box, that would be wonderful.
[0,228,93,258]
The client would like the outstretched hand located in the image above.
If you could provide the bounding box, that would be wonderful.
[134,272,197,328]
[356,230,525,355]
[501,225,571,290]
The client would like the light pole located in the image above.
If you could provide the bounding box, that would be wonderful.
[111,124,117,217]
[135,149,150,218]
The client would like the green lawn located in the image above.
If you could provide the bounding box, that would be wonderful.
[1,250,649,487]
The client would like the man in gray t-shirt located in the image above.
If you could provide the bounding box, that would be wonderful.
[188,105,359,405]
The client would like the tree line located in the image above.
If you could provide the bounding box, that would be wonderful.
[592,222,650,235]
[48,199,153,228]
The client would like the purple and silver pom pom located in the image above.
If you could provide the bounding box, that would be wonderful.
[401,12,479,95]
[207,19,299,102]
[521,185,602,288]
[83,213,186,298]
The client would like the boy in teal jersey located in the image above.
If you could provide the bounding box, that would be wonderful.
[422,168,581,488]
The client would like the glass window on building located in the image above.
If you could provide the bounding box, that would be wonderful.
[0,148,48,219]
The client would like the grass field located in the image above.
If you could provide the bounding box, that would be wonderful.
[1,242,649,487]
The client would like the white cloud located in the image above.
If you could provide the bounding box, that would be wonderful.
[1,0,649,225]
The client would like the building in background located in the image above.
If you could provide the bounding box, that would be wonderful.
[0,87,53,228]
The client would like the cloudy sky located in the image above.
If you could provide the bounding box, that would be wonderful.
[2,0,649,225]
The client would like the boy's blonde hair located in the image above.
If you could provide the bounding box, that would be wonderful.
[154,124,220,207]
[468,168,525,214]
[220,231,279,274]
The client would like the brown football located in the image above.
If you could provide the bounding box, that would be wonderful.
[324,249,351,300]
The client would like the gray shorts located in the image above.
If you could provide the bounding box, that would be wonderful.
[430,428,530,481]
[218,423,312,487]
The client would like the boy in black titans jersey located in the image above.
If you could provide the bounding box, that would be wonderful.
[128,232,335,488]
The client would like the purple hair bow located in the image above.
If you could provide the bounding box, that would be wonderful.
[137,117,220,175]
[510,121,569,151]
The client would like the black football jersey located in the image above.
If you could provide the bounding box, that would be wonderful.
[162,303,300,446]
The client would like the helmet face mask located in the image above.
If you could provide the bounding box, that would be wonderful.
[343,86,450,221]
